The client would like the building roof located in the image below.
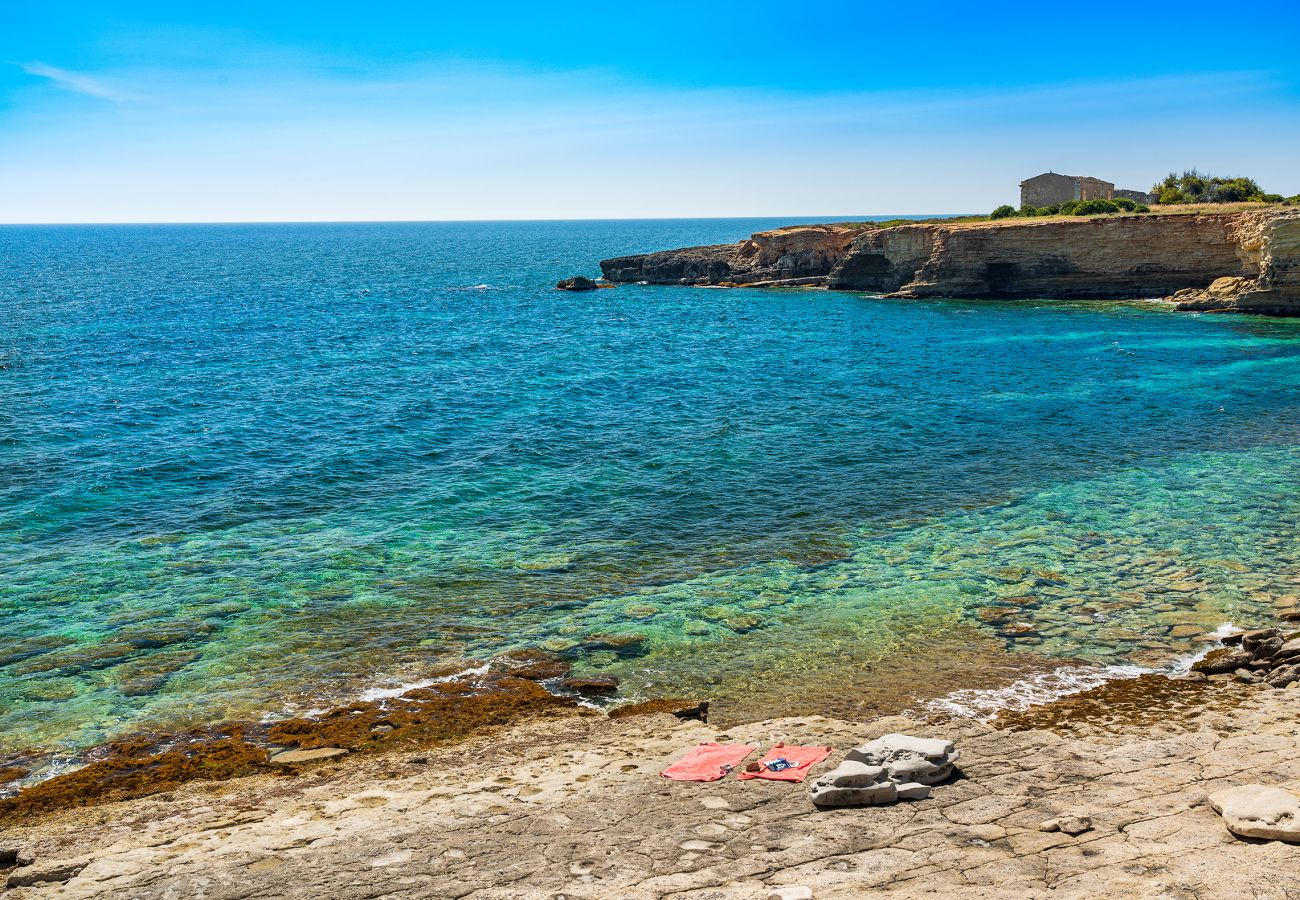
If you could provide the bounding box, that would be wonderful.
[1019,172,1113,186]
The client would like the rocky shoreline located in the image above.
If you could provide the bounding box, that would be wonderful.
[0,651,634,821]
[598,207,1300,315]
[1,617,1292,816]
[5,657,1300,898]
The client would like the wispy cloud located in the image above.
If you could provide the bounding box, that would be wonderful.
[18,62,129,102]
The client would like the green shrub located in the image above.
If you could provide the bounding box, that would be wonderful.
[1214,178,1261,202]
[1113,197,1137,212]
[1260,193,1285,203]
[991,205,1017,219]
[1072,199,1121,215]
[1152,170,1272,204]
[1136,204,1151,213]
[1059,200,1080,214]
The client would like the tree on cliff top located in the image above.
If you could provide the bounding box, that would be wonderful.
[1152,170,1272,205]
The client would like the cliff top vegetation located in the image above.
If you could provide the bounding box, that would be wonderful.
[1152,170,1287,205]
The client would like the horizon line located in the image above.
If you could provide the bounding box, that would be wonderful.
[0,213,977,227]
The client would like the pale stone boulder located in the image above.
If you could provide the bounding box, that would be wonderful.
[1209,784,1300,842]
[809,777,900,807]
[822,760,886,787]
[845,733,960,785]
[1039,815,1092,835]
[810,734,957,807]
[765,887,813,900]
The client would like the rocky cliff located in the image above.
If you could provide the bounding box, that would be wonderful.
[599,209,1300,315]
[1171,211,1300,314]
[599,224,858,287]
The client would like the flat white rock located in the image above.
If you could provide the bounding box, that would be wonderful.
[846,733,954,763]
[766,887,813,900]
[1210,784,1300,842]
[270,747,349,764]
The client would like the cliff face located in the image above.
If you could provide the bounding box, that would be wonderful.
[599,224,857,286]
[1172,211,1300,314]
[599,209,1300,315]
[829,214,1262,298]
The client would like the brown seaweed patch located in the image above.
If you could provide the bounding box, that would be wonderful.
[0,725,271,821]
[608,699,708,721]
[994,674,1239,733]
[0,766,28,786]
[266,676,579,751]
[0,673,582,823]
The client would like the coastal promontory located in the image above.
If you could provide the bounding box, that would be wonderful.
[600,207,1300,315]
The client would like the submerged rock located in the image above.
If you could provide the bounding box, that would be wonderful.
[490,649,571,682]
[560,675,619,696]
[110,649,202,697]
[577,633,647,657]
[0,636,77,669]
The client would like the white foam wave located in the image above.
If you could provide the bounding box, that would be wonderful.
[1167,622,1243,674]
[358,663,492,702]
[926,620,1245,721]
[925,664,1149,721]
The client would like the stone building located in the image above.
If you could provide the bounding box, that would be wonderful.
[1020,172,1115,208]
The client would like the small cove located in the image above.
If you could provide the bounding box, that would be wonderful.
[3,219,1300,761]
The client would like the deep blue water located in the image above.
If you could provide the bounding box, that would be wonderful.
[3,219,1300,758]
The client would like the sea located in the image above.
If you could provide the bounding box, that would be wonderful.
[3,218,1300,764]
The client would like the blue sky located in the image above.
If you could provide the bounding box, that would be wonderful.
[2,1,1298,222]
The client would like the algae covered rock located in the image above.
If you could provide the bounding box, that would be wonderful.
[490,649,571,682]
[1193,648,1254,675]
[560,674,619,696]
[556,276,601,291]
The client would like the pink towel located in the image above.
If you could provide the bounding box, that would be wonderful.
[661,742,758,782]
[736,742,832,782]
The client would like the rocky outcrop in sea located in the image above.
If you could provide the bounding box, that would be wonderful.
[599,209,1300,315]
[600,224,858,288]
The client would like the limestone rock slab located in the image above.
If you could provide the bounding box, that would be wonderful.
[1209,784,1300,842]
[270,747,349,765]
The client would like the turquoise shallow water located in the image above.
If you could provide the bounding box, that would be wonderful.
[3,219,1300,757]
